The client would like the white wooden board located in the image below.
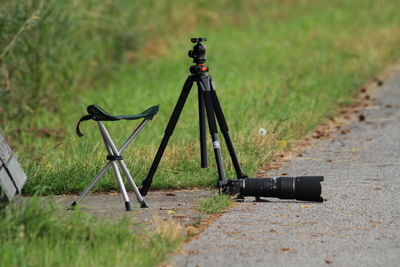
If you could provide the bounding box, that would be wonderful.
[0,132,27,200]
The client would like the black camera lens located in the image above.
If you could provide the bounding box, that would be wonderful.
[293,176,324,201]
[226,176,324,202]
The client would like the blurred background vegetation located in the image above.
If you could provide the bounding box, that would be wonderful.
[1,0,400,194]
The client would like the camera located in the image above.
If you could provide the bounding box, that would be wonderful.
[224,176,324,202]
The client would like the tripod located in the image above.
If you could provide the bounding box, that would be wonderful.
[140,38,247,196]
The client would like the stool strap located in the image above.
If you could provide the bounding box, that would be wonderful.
[76,115,93,137]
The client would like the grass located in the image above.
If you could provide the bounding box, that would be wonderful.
[0,197,184,267]
[1,2,400,264]
[1,0,400,195]
[199,193,234,214]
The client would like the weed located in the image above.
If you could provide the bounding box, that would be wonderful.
[199,193,234,214]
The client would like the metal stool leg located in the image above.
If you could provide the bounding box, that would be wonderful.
[109,159,132,211]
[99,125,133,211]
[69,162,112,208]
[98,122,148,208]
[69,120,149,210]
[118,162,148,208]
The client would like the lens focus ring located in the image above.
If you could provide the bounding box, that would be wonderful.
[279,177,296,199]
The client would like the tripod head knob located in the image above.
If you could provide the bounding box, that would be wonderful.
[191,38,207,43]
[188,38,207,64]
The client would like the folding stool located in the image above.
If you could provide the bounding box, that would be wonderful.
[70,104,159,211]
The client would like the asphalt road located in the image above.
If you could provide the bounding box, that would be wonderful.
[54,189,214,225]
[172,68,400,267]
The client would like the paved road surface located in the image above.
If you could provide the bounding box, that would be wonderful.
[172,69,400,266]
[54,189,213,225]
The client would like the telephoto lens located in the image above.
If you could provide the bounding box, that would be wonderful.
[225,176,324,202]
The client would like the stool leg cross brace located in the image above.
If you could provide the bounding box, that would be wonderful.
[70,120,148,211]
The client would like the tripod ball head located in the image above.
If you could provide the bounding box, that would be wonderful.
[188,38,207,64]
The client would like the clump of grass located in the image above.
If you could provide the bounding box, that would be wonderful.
[152,215,186,241]
[0,197,184,267]
[199,193,234,214]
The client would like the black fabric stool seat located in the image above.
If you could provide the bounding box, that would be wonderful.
[88,104,159,121]
[76,105,159,137]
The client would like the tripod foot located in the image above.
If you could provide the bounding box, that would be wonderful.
[254,196,270,202]
[67,201,77,210]
[125,201,133,211]
[140,200,148,208]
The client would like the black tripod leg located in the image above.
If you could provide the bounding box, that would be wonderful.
[209,79,247,178]
[198,76,228,187]
[140,76,194,196]
[198,86,207,168]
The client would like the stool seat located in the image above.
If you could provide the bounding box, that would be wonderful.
[88,105,159,121]
[76,105,159,137]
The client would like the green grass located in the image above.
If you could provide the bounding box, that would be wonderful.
[1,1,400,265]
[199,193,234,214]
[1,0,400,195]
[0,197,184,267]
